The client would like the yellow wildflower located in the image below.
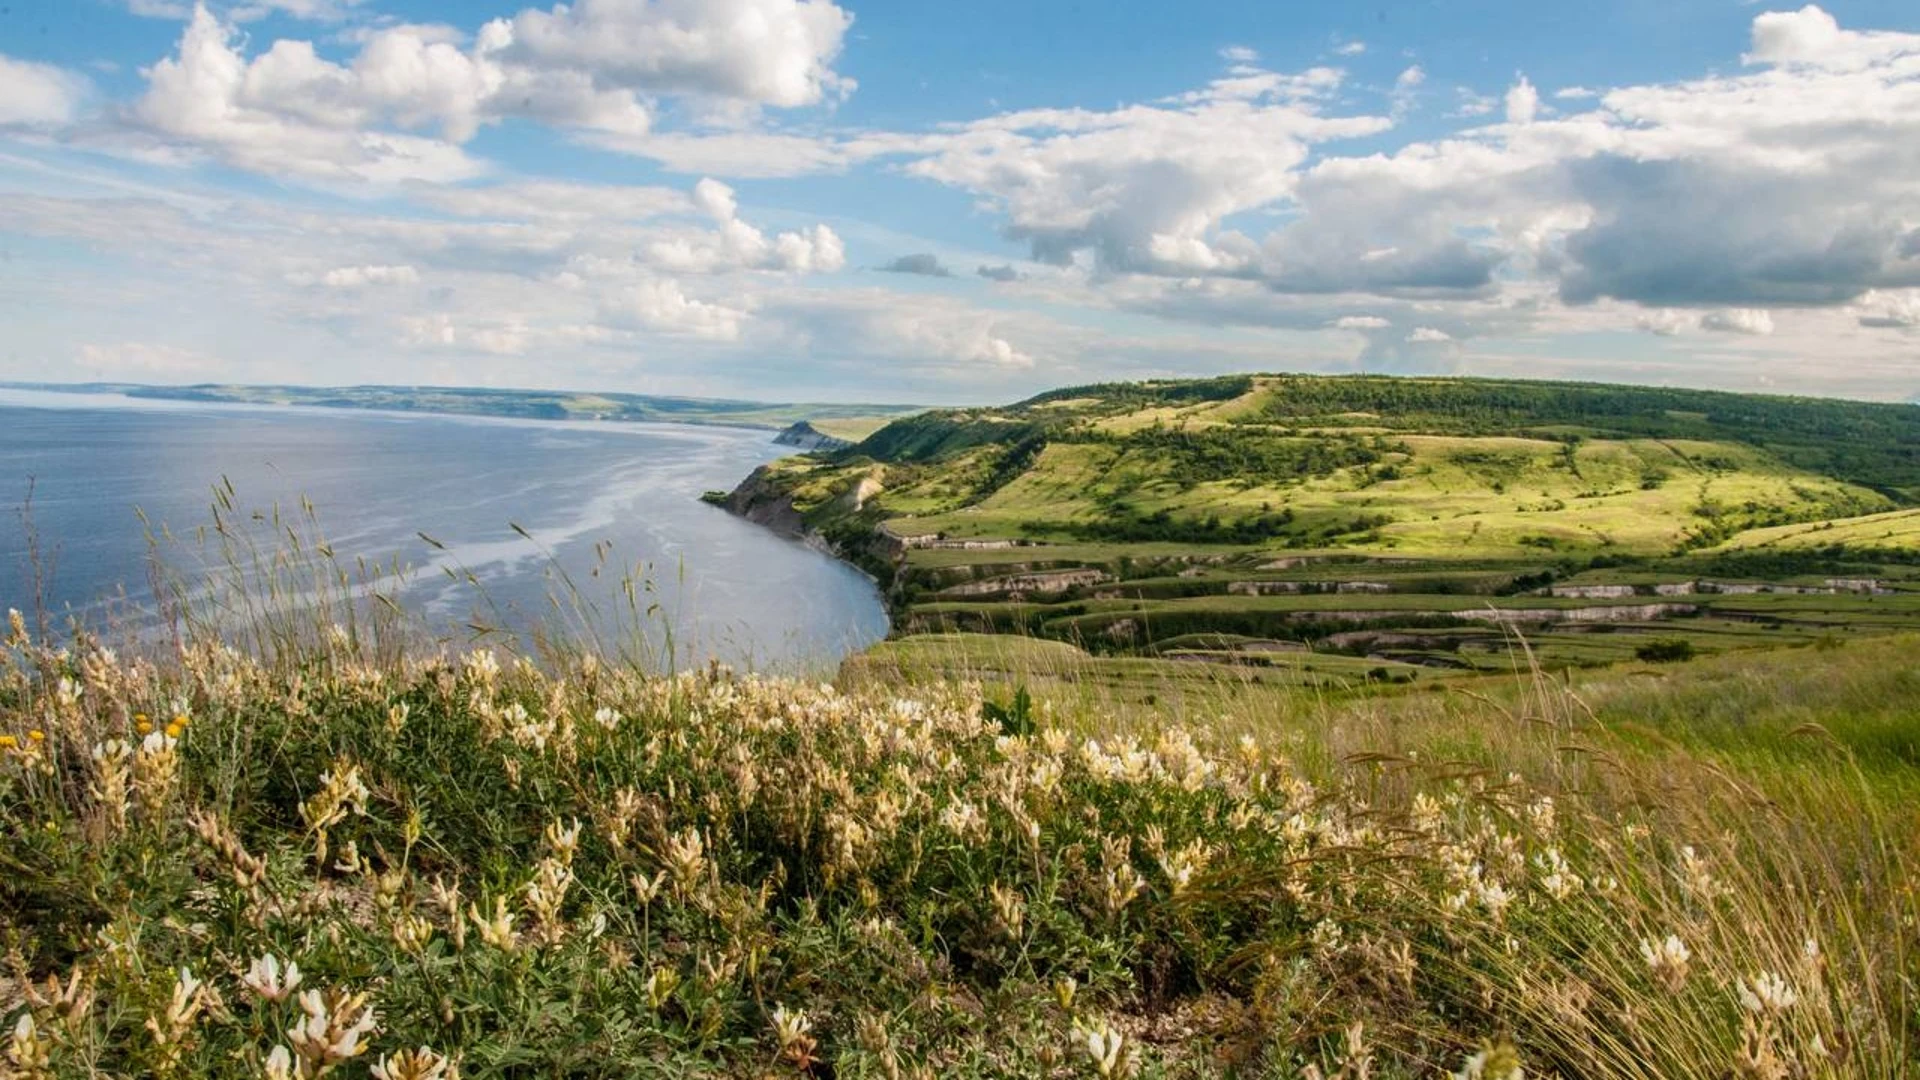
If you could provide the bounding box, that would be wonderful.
[371,1045,453,1080]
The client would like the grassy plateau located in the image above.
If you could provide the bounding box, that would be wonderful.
[722,374,1920,683]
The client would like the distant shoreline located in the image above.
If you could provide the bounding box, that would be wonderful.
[0,380,919,437]
[0,383,795,442]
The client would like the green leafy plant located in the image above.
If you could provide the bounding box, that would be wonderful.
[982,684,1036,738]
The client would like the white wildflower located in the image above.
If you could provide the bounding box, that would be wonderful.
[242,954,303,1002]
[1078,1017,1128,1078]
[1737,971,1798,1014]
[1639,935,1691,990]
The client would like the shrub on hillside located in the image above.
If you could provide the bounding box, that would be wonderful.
[1635,637,1698,663]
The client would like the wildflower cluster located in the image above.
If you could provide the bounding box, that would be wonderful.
[0,628,1910,1078]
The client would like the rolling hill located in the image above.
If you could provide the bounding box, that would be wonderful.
[722,374,1920,677]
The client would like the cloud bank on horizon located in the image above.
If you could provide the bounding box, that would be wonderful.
[0,0,1916,403]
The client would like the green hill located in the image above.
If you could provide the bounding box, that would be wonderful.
[722,374,1920,673]
[827,375,1920,547]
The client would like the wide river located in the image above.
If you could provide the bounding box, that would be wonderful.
[0,389,888,671]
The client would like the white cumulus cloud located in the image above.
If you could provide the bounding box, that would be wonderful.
[641,178,845,274]
[9,0,1920,401]
[1635,310,1692,336]
[1699,308,1776,335]
[130,6,492,183]
[1741,4,1906,70]
[901,64,1388,272]
[1854,289,1920,329]
[605,279,751,339]
[307,264,422,288]
[120,0,855,187]
[1504,74,1540,124]
[0,55,91,127]
[506,0,855,109]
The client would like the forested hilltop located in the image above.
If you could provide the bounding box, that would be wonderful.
[722,373,1920,680]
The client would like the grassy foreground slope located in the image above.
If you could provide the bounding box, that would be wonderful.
[727,374,1920,674]
[2,609,1916,1077]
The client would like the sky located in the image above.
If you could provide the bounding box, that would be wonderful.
[0,1,1917,405]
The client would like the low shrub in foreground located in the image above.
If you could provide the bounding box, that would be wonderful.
[0,610,1913,1077]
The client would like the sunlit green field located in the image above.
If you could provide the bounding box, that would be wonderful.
[1716,507,1920,553]
[807,415,913,443]
[727,374,1920,689]
[889,435,1885,556]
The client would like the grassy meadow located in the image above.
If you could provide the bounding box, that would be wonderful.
[1721,509,1920,554]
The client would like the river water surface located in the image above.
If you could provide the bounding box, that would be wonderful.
[0,388,888,671]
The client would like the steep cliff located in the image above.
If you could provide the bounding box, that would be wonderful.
[771,421,853,452]
[720,465,819,546]
[718,465,905,593]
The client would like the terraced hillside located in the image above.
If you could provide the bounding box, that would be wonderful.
[723,375,1920,678]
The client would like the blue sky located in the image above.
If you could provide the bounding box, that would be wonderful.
[0,0,1917,404]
